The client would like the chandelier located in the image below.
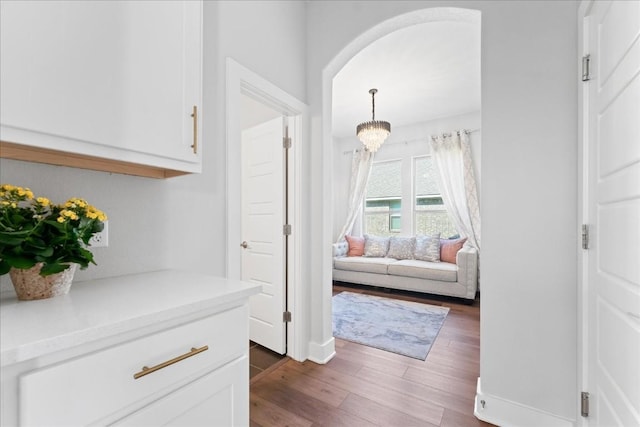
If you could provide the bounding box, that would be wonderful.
[356,88,391,152]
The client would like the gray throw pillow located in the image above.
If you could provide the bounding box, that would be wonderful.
[414,233,441,262]
[386,236,416,260]
[363,235,390,257]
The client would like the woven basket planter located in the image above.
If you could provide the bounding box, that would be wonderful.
[9,263,77,301]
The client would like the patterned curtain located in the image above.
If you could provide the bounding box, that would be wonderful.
[429,131,481,251]
[336,148,374,242]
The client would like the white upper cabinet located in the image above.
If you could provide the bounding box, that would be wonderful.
[0,1,202,178]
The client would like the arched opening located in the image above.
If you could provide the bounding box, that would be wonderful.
[317,6,481,362]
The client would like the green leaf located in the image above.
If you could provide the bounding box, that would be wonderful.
[1,255,36,269]
[28,246,54,257]
[0,234,27,246]
[0,260,10,275]
[39,263,69,276]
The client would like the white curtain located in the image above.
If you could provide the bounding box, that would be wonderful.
[336,149,374,242]
[430,131,481,251]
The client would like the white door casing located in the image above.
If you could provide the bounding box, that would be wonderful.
[241,117,287,354]
[582,1,640,425]
[225,58,308,362]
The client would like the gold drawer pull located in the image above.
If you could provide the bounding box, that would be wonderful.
[133,345,208,380]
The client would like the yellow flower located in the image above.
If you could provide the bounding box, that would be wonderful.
[61,209,79,220]
[57,216,66,223]
[16,187,33,199]
[84,205,107,222]
[36,197,50,207]
[65,197,87,209]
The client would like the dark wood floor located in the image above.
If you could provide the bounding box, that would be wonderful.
[250,341,286,379]
[249,283,493,427]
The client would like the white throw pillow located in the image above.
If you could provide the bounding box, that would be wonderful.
[363,235,390,257]
[414,233,441,262]
[386,236,416,260]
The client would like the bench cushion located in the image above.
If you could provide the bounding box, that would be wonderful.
[333,257,397,274]
[388,259,458,282]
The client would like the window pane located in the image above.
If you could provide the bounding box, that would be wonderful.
[366,161,401,199]
[364,160,402,236]
[414,157,458,238]
[414,156,439,197]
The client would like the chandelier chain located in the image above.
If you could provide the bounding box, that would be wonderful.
[371,90,376,121]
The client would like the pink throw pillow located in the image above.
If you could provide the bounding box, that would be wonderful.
[345,235,365,257]
[440,237,467,264]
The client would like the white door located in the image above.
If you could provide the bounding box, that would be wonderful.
[241,117,287,354]
[584,1,640,425]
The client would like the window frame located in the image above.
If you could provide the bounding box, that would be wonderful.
[361,154,457,238]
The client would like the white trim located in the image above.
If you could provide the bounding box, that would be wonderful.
[307,337,336,365]
[225,58,308,361]
[319,6,480,369]
[577,2,593,425]
[474,378,576,427]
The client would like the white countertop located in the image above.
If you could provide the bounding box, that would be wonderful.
[0,270,260,367]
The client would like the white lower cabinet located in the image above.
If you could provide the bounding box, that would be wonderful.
[116,355,248,427]
[16,306,248,426]
[0,271,259,427]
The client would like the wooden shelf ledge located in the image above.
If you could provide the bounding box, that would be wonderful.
[0,141,189,179]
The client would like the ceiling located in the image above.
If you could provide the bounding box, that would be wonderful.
[332,20,481,139]
[240,93,281,130]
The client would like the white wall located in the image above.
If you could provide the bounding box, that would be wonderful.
[308,1,578,425]
[0,1,307,292]
[333,112,481,240]
[0,1,581,424]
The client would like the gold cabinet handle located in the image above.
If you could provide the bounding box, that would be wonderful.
[191,105,198,154]
[133,345,208,380]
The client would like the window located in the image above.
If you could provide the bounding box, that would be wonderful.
[414,156,458,237]
[363,156,458,238]
[363,156,458,237]
[363,160,401,236]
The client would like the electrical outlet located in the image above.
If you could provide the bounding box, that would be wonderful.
[89,221,109,248]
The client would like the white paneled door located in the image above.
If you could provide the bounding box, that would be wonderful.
[241,117,287,355]
[584,1,640,425]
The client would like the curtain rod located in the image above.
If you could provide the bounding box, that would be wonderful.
[431,128,480,140]
[342,128,481,154]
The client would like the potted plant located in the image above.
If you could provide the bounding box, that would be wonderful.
[0,184,107,300]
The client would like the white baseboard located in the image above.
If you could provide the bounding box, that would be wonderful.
[474,378,575,427]
[307,337,336,364]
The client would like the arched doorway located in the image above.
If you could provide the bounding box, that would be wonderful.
[316,6,481,363]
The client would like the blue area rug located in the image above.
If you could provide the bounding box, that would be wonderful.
[332,292,449,360]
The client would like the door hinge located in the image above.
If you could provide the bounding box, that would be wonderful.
[283,311,292,322]
[283,224,292,235]
[581,392,589,417]
[283,136,292,149]
[582,54,591,82]
[582,224,589,250]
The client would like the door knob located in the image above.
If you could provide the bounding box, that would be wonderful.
[240,241,248,249]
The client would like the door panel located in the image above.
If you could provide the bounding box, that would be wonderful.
[241,117,286,354]
[585,1,640,425]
